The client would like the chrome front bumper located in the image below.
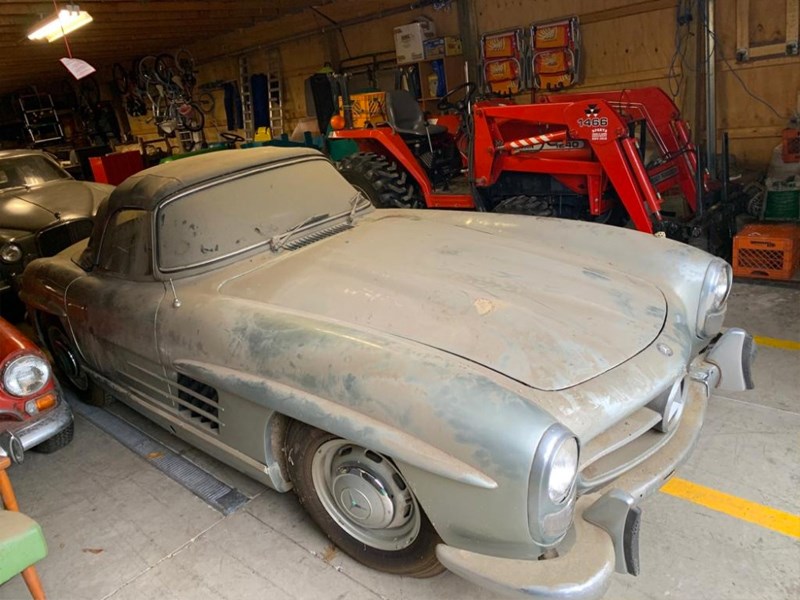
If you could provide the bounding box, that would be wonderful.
[0,396,73,463]
[436,328,755,600]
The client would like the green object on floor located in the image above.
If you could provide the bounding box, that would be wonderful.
[762,185,800,221]
[0,510,47,583]
[159,144,228,164]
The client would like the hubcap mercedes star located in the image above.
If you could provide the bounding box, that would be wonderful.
[312,440,421,550]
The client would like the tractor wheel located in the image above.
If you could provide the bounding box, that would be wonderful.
[337,152,423,209]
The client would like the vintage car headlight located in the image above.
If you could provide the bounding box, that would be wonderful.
[528,424,580,545]
[0,243,23,264]
[696,259,732,338]
[2,355,51,397]
[548,437,579,502]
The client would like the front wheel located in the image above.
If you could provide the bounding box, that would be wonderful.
[44,322,107,406]
[285,422,444,577]
[337,152,423,209]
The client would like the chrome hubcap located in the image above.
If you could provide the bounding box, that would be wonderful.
[312,440,420,550]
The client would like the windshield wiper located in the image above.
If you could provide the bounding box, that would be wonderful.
[348,191,370,223]
[269,212,330,252]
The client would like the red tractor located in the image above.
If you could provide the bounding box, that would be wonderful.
[330,83,733,243]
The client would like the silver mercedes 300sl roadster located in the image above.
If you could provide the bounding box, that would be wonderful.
[20,148,754,600]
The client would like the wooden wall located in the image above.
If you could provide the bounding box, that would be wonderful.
[130,0,797,169]
[474,0,798,168]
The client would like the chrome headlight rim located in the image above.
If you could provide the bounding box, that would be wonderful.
[0,243,23,264]
[696,259,732,338]
[528,424,580,546]
[2,353,52,397]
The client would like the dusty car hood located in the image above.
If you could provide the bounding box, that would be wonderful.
[219,213,667,390]
[0,180,104,234]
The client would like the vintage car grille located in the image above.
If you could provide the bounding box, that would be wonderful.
[577,379,683,494]
[36,219,93,257]
[175,374,220,433]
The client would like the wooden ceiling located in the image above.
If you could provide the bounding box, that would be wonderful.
[0,1,330,95]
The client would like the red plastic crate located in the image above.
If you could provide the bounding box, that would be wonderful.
[733,223,800,281]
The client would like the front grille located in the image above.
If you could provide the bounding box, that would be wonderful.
[577,379,682,494]
[36,219,93,257]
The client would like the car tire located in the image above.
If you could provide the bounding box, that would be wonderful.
[31,420,74,454]
[337,152,423,209]
[285,421,444,578]
[43,321,107,407]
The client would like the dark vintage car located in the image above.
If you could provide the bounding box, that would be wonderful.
[0,149,113,315]
[0,317,73,463]
[20,148,754,600]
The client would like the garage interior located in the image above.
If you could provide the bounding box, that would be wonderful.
[1,1,799,599]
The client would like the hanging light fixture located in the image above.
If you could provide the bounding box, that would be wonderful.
[28,3,93,43]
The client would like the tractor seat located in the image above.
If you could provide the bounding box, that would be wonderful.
[385,90,448,137]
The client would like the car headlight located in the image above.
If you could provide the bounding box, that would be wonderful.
[696,259,732,338]
[528,424,580,545]
[2,354,51,397]
[548,437,579,502]
[0,243,22,264]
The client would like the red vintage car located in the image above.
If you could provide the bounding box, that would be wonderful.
[0,318,73,463]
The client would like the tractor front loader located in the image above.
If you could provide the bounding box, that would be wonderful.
[330,83,736,248]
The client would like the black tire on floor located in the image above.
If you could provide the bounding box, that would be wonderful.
[337,152,423,209]
[32,420,74,454]
[285,421,444,578]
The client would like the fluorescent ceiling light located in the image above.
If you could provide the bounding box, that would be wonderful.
[28,5,93,42]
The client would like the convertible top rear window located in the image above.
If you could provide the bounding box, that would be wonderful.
[157,158,356,272]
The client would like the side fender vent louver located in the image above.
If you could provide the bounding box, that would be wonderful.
[175,374,220,433]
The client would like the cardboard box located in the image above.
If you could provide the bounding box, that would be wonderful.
[444,36,462,56]
[394,21,437,64]
[424,37,445,59]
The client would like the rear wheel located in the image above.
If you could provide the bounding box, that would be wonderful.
[337,152,423,209]
[285,422,444,577]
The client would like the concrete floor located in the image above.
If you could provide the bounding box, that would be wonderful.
[1,281,799,600]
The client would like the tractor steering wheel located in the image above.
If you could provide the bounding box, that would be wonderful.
[220,131,245,147]
[437,81,477,114]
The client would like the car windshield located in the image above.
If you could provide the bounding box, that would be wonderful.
[157,157,366,272]
[0,155,70,191]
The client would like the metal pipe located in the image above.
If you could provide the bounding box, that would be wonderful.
[198,0,443,65]
[704,0,717,177]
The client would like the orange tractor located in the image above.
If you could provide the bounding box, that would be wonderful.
[329,82,736,246]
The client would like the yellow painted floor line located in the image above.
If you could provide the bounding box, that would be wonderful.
[753,335,800,351]
[661,477,800,539]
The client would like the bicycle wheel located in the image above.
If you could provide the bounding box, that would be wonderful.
[175,48,195,75]
[179,102,205,132]
[155,53,176,85]
[79,76,100,106]
[197,91,215,114]
[112,63,129,95]
[137,55,158,86]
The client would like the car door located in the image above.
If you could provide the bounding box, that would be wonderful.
[65,207,171,403]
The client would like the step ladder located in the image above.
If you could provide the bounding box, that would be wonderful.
[19,93,64,145]
[266,47,284,137]
[238,55,254,142]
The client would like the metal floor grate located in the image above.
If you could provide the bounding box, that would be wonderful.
[70,396,249,516]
